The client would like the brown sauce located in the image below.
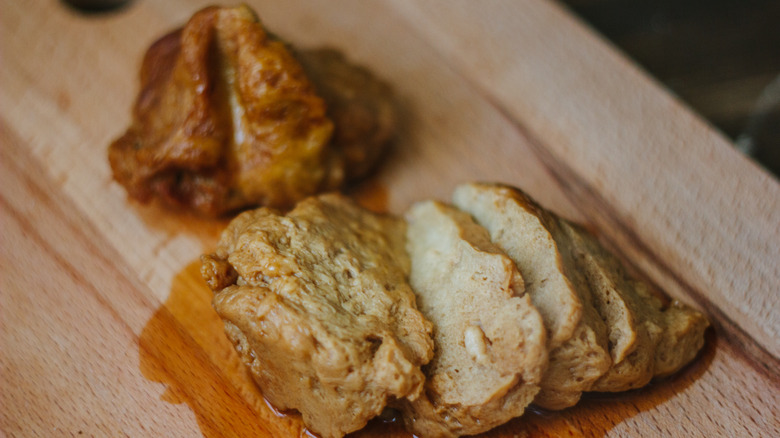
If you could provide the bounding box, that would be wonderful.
[349,179,390,214]
[139,261,306,437]
[139,231,715,438]
[130,200,230,249]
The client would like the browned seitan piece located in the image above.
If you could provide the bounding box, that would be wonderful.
[453,183,611,410]
[202,194,433,438]
[109,6,396,216]
[400,201,547,437]
[296,48,397,182]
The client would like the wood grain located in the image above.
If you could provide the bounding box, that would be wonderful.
[2,0,778,436]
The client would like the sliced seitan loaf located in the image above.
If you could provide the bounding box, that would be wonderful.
[202,194,434,438]
[401,201,547,437]
[453,183,611,410]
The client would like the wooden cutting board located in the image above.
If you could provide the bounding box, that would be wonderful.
[2,0,778,436]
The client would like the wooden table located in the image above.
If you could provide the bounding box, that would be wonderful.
[2,1,778,436]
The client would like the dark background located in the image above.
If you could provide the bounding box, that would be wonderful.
[561,0,780,176]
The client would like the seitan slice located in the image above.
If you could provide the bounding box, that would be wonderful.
[560,221,660,392]
[202,194,434,438]
[453,183,611,410]
[400,201,547,437]
[634,283,710,378]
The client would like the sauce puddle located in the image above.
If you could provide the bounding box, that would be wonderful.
[139,261,307,437]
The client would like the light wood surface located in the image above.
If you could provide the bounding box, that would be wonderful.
[2,1,778,437]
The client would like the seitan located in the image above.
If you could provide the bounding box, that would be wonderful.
[453,183,611,410]
[400,201,547,437]
[202,194,433,438]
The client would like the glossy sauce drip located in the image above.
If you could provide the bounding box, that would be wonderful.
[139,261,307,437]
[349,178,390,214]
